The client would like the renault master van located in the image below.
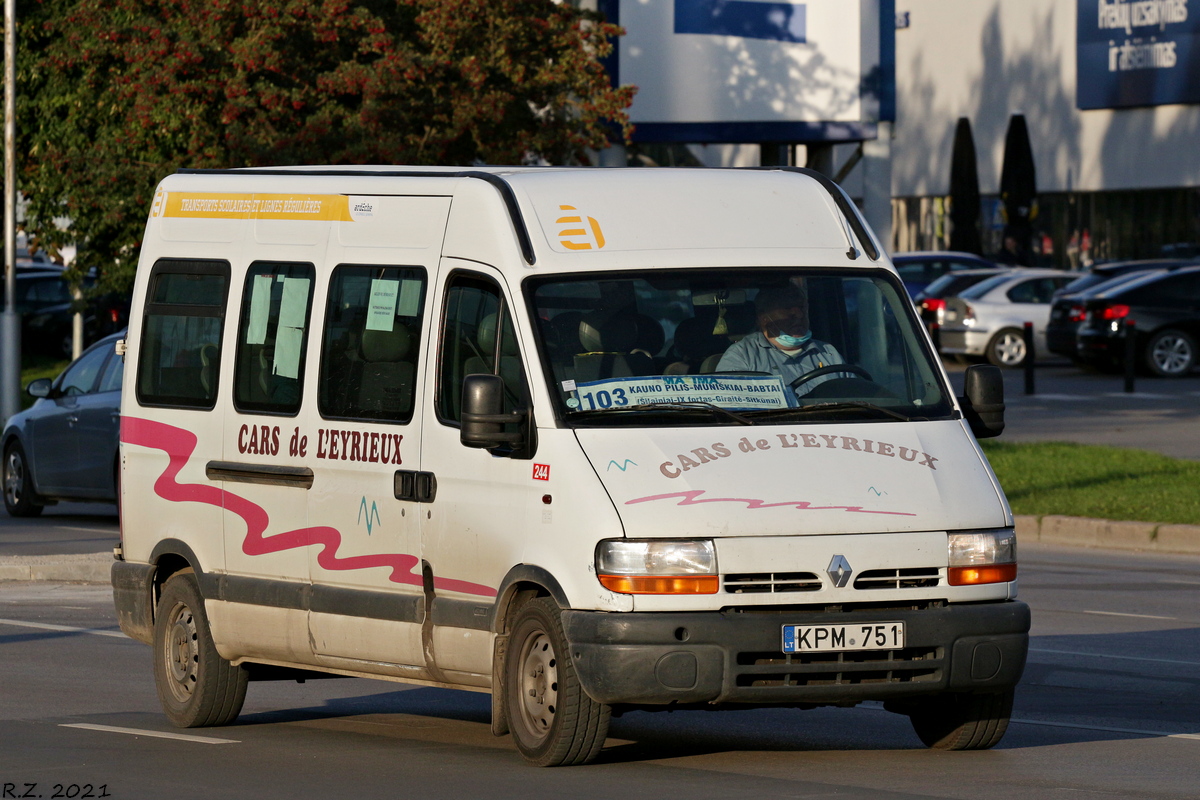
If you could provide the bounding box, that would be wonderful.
[112,166,1026,766]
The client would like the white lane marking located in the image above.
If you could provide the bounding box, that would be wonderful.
[0,617,127,639]
[56,526,116,533]
[1029,648,1200,667]
[1011,718,1200,741]
[1101,392,1175,399]
[60,723,238,744]
[1082,610,1177,621]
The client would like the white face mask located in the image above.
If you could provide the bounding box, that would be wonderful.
[773,330,811,348]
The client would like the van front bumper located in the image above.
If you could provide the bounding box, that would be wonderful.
[562,601,1029,706]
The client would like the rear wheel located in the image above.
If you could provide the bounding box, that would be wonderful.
[3,442,44,517]
[504,596,610,766]
[986,328,1027,368]
[908,688,1014,750]
[1144,329,1196,377]
[153,571,248,727]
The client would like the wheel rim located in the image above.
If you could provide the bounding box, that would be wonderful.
[515,630,559,741]
[4,450,24,508]
[993,333,1026,366]
[1151,335,1192,375]
[163,602,200,703]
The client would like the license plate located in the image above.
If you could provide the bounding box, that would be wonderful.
[782,622,905,653]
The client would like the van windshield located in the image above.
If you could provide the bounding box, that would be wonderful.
[526,268,954,426]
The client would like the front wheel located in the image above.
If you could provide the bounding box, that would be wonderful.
[3,442,44,517]
[504,597,610,766]
[986,328,1027,368]
[908,688,1014,750]
[153,571,248,728]
[1144,329,1196,377]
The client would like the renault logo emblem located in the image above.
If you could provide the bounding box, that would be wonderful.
[827,555,853,588]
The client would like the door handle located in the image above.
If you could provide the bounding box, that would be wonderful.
[394,470,437,503]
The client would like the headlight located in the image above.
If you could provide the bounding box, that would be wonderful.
[947,528,1017,586]
[595,539,718,594]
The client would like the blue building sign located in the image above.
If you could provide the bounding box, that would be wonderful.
[1078,0,1200,109]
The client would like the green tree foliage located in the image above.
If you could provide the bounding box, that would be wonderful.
[17,0,633,291]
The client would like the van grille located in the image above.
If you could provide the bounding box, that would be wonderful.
[734,647,944,687]
[853,568,940,590]
[724,572,822,594]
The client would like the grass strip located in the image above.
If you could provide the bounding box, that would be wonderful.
[980,440,1200,525]
[18,356,70,410]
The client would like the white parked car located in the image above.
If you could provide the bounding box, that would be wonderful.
[940,269,1076,367]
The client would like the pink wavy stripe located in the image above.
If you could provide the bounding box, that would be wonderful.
[624,489,918,517]
[121,416,496,598]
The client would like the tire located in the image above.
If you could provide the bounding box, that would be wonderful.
[153,571,248,728]
[986,328,1027,368]
[908,688,1014,750]
[3,441,44,517]
[1144,329,1196,377]
[504,596,610,766]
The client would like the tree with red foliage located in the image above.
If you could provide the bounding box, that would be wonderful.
[17,0,633,290]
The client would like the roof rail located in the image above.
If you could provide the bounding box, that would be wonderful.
[750,166,881,261]
[174,168,537,266]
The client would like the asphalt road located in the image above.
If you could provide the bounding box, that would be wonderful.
[0,543,1197,799]
[948,357,1200,460]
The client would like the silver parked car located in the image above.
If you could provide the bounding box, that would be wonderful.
[940,270,1076,367]
[2,331,125,516]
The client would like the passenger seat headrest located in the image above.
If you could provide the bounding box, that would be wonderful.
[579,311,638,353]
[478,313,519,356]
[361,325,410,363]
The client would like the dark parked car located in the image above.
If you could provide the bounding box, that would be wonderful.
[1047,261,1196,361]
[1075,266,1200,376]
[2,331,125,516]
[892,251,998,297]
[0,270,107,357]
[1052,259,1194,300]
[914,267,1013,330]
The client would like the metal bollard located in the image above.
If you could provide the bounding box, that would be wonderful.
[1124,318,1137,393]
[1023,321,1035,395]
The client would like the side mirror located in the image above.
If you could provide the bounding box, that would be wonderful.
[26,378,53,399]
[460,373,534,456]
[959,364,1005,439]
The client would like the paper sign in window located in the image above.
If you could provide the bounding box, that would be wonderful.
[272,277,311,380]
[246,274,273,345]
[367,279,400,331]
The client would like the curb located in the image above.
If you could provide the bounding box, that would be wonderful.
[0,553,112,584]
[1016,515,1200,555]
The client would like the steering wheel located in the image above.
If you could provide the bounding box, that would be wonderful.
[790,363,874,392]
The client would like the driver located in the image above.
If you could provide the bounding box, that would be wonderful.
[715,284,844,397]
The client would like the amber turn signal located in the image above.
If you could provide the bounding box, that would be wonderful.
[948,564,1017,586]
[598,574,720,594]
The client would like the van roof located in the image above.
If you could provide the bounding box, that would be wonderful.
[158,166,880,271]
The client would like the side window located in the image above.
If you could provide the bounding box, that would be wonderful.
[136,259,230,409]
[57,345,109,397]
[318,265,426,423]
[233,261,316,416]
[1006,280,1033,303]
[437,274,525,424]
[98,348,123,394]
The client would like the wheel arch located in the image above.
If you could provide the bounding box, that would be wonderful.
[492,565,570,634]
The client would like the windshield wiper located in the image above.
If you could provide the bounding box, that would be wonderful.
[745,401,914,422]
[567,401,755,425]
